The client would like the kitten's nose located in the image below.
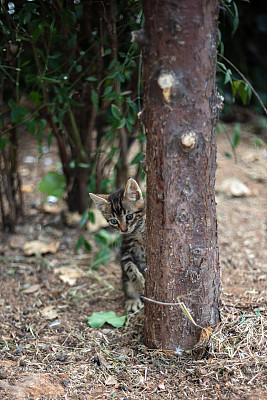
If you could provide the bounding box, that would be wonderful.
[120,223,128,232]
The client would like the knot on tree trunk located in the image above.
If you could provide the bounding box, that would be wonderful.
[157,72,175,103]
[180,131,196,152]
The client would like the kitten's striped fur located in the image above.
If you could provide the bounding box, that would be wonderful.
[89,179,146,312]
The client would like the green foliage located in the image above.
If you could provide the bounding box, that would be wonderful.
[217,62,252,106]
[87,311,126,328]
[76,225,120,270]
[0,0,144,212]
[90,229,120,269]
[38,171,66,198]
[233,123,240,150]
[76,236,92,252]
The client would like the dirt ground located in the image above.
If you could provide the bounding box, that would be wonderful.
[0,123,266,400]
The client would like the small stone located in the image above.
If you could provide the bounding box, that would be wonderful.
[93,356,101,366]
[62,379,69,387]
[56,354,68,362]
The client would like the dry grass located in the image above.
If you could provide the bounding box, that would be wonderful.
[0,126,266,399]
[0,249,266,399]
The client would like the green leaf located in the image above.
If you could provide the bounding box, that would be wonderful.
[91,89,98,106]
[84,240,92,252]
[38,171,66,198]
[217,61,227,72]
[126,119,133,133]
[37,119,47,143]
[232,2,239,35]
[76,236,92,252]
[94,230,112,246]
[88,211,95,224]
[28,91,42,105]
[41,77,61,84]
[94,229,120,247]
[224,69,232,85]
[238,82,251,105]
[86,76,97,82]
[117,118,126,129]
[111,104,121,120]
[76,236,85,251]
[32,24,43,42]
[224,152,232,159]
[26,120,37,135]
[0,138,9,151]
[103,86,113,96]
[87,311,126,328]
[80,211,89,227]
[23,12,32,25]
[233,123,241,149]
[11,107,30,123]
[131,152,144,165]
[90,246,110,268]
[232,80,240,99]
[127,102,137,125]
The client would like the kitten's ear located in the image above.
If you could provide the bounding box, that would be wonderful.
[124,178,143,202]
[89,193,109,213]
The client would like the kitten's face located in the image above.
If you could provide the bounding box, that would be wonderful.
[90,179,144,234]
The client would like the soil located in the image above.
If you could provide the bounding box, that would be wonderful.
[0,123,266,400]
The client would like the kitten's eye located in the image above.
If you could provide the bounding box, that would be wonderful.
[126,214,134,221]
[109,218,118,225]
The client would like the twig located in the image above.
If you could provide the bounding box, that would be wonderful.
[219,123,237,163]
[218,53,267,116]
[142,296,183,306]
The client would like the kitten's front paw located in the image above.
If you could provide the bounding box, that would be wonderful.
[126,298,143,313]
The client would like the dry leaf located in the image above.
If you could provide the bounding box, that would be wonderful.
[105,376,118,386]
[54,266,84,285]
[63,209,108,231]
[193,326,213,349]
[9,235,26,250]
[23,240,60,255]
[39,203,63,214]
[157,381,165,390]
[40,306,59,320]
[63,211,81,228]
[220,178,251,197]
[22,284,41,294]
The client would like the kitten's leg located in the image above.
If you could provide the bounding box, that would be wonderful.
[122,261,145,312]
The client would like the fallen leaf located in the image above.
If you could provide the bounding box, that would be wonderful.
[157,381,165,390]
[9,235,26,249]
[63,211,81,228]
[21,284,41,294]
[54,266,84,285]
[87,311,126,328]
[219,178,251,197]
[40,306,59,320]
[23,240,60,255]
[0,373,65,399]
[105,376,118,386]
[193,326,213,349]
[39,203,63,214]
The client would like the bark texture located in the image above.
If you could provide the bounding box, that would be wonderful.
[143,0,221,350]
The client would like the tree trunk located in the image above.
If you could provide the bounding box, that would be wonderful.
[143,0,222,351]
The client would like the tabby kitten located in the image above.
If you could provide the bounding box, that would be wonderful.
[89,178,146,312]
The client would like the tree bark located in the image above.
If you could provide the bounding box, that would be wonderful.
[143,0,222,350]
